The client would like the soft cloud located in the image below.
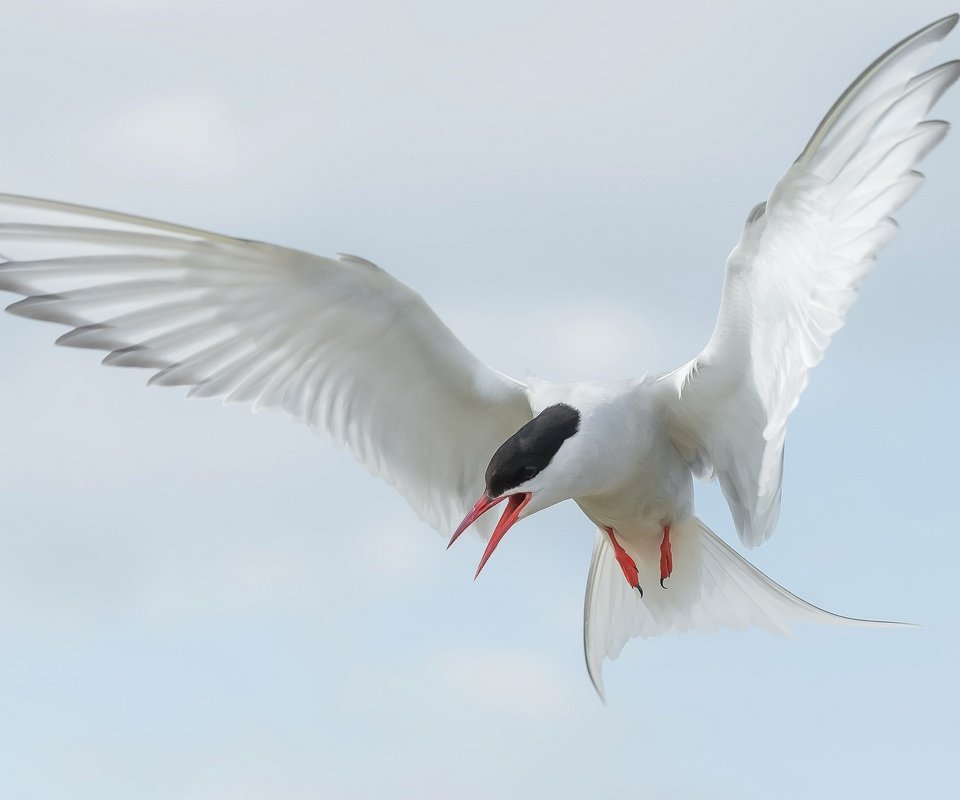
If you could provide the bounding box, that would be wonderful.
[426,646,574,721]
[113,95,239,172]
[354,514,442,591]
[452,298,675,383]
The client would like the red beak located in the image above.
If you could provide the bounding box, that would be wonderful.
[448,492,532,579]
[447,494,505,549]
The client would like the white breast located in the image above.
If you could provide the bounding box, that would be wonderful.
[527,377,695,537]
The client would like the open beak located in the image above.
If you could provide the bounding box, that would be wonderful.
[448,492,532,579]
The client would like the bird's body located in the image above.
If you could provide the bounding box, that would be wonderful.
[1,15,957,695]
[528,377,693,537]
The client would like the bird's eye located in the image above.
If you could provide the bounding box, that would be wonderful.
[522,465,538,479]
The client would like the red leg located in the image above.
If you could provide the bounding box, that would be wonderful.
[603,526,643,597]
[659,523,673,588]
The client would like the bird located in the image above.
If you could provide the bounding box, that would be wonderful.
[0,15,955,697]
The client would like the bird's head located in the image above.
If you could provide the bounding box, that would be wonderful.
[447,403,581,577]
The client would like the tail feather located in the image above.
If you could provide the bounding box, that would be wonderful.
[583,518,906,699]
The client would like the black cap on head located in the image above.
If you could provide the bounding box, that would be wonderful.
[485,403,581,497]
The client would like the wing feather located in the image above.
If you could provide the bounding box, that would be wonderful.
[0,194,532,536]
[660,15,958,547]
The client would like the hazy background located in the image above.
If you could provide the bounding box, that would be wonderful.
[1,1,958,798]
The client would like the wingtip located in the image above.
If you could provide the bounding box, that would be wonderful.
[799,12,960,163]
[920,13,959,40]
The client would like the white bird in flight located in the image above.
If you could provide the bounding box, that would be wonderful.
[1,16,956,696]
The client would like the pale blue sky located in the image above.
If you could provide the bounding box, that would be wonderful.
[1,1,958,798]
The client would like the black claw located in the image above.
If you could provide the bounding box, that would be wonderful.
[660,577,668,589]
[635,584,643,598]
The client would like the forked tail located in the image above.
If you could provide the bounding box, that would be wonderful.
[583,517,906,698]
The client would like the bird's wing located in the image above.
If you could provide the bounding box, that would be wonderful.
[0,194,532,536]
[659,15,959,547]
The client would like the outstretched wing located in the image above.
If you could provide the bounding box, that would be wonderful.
[660,15,959,547]
[0,194,532,535]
